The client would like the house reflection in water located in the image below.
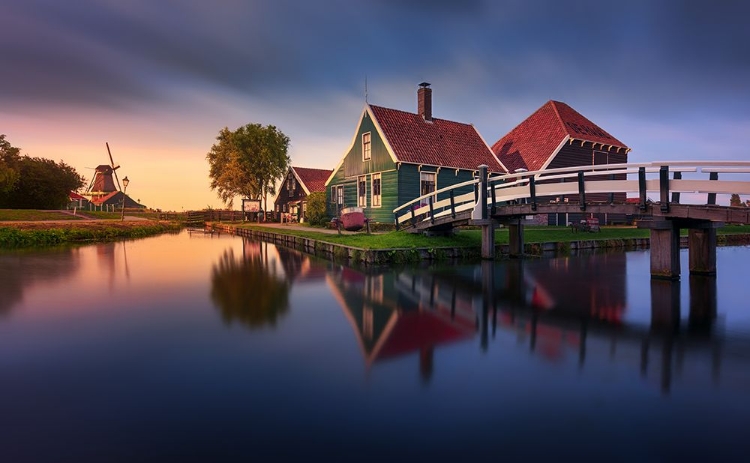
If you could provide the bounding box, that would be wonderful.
[325,251,727,394]
[327,266,477,382]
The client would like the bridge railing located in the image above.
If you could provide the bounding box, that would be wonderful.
[394,161,750,228]
[393,177,479,228]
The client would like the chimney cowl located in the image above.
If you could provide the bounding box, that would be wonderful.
[417,82,432,121]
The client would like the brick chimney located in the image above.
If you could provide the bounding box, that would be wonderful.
[418,82,432,121]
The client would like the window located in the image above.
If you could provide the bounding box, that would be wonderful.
[362,132,371,161]
[420,172,436,203]
[287,177,292,192]
[358,176,367,207]
[336,185,344,205]
[371,173,381,207]
[330,186,337,204]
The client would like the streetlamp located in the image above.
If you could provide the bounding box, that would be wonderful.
[121,176,130,221]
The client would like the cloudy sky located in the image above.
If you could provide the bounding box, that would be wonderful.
[2,0,748,211]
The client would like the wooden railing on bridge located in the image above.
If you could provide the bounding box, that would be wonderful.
[394,161,750,230]
[393,161,750,276]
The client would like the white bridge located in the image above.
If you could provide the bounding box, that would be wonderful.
[393,161,750,278]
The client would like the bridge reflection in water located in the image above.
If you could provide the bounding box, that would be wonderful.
[324,250,734,394]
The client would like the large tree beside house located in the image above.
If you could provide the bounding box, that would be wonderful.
[207,124,290,210]
[325,83,507,224]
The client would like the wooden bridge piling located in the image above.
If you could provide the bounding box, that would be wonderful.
[507,219,524,258]
[639,219,721,279]
[688,226,718,276]
[477,165,496,260]
[641,221,681,280]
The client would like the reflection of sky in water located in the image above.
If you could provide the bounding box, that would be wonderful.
[1,232,750,460]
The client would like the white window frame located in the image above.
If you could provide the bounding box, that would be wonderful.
[362,132,371,161]
[358,175,367,207]
[420,171,437,205]
[371,173,382,208]
[336,185,344,205]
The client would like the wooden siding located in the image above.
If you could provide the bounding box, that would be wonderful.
[397,165,477,218]
[542,142,628,204]
[327,109,401,223]
[326,170,398,223]
[274,170,307,211]
[540,141,628,225]
[342,111,397,178]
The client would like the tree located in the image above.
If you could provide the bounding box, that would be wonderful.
[0,134,21,197]
[4,157,84,209]
[730,194,746,207]
[206,124,290,211]
[0,134,84,209]
[305,191,327,226]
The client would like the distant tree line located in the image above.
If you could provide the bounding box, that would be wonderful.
[730,194,750,208]
[0,134,85,209]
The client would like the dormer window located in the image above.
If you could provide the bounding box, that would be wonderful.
[362,132,371,161]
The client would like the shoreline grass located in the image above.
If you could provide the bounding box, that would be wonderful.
[229,223,750,250]
[0,222,182,249]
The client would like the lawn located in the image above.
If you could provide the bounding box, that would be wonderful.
[0,209,165,221]
[0,209,85,221]
[231,223,750,250]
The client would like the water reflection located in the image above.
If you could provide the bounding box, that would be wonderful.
[322,250,737,395]
[327,267,476,382]
[210,240,291,329]
[0,249,77,315]
[0,243,133,316]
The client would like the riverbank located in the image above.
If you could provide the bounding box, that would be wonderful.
[212,222,750,265]
[0,219,182,248]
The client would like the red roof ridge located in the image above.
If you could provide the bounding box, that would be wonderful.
[549,100,564,128]
[290,165,333,194]
[367,103,506,173]
[491,100,628,173]
[368,104,477,129]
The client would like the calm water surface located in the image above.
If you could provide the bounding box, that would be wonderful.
[2,231,750,461]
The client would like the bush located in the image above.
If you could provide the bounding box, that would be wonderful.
[306,192,327,226]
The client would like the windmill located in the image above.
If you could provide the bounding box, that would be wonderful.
[84,142,123,201]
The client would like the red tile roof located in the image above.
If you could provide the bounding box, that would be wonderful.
[369,105,506,173]
[292,166,333,194]
[90,190,119,205]
[491,100,628,173]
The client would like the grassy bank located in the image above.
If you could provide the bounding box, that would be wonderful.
[0,221,182,248]
[229,223,750,250]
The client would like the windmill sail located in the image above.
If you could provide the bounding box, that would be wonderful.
[106,142,122,191]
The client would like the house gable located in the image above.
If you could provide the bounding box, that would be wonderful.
[326,105,399,188]
[491,100,629,174]
[292,166,332,195]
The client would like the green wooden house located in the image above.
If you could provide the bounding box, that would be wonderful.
[325,83,508,224]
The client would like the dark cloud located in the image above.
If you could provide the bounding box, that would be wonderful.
[1,0,748,123]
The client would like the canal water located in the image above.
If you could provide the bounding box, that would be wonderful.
[1,230,749,461]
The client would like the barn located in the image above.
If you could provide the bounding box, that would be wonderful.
[491,100,630,225]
